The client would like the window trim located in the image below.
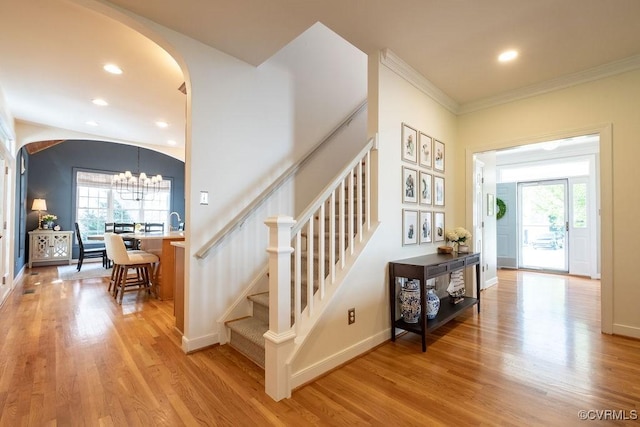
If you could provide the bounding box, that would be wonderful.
[73,167,173,241]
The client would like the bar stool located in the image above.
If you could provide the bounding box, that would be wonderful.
[104,233,149,295]
[106,233,159,304]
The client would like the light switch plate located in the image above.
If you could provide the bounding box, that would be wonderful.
[199,191,209,205]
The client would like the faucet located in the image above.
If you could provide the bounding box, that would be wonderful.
[169,212,182,231]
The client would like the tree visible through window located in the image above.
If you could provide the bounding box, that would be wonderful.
[76,170,171,240]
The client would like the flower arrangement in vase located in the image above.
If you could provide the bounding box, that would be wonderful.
[41,214,57,229]
[445,227,472,253]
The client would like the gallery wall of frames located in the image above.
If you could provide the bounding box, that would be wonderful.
[400,122,446,246]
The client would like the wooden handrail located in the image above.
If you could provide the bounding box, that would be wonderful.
[195,100,367,259]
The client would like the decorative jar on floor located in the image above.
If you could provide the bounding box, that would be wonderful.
[400,279,420,323]
[426,285,440,320]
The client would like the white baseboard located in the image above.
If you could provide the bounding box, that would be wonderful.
[484,276,498,289]
[0,266,23,310]
[290,329,390,390]
[612,323,640,339]
[182,332,219,353]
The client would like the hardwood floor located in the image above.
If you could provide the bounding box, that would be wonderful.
[1,266,638,426]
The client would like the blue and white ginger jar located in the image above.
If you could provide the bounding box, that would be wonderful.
[400,280,420,323]
[426,288,440,320]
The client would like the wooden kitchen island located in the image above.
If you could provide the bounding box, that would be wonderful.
[135,231,185,300]
[171,240,185,334]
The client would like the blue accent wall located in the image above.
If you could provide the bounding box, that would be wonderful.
[17,140,184,274]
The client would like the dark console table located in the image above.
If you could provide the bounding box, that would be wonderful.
[389,252,481,351]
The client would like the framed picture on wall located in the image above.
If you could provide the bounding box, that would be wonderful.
[419,210,432,244]
[419,171,432,205]
[434,176,445,206]
[402,166,418,204]
[401,123,418,164]
[434,211,445,242]
[434,139,445,172]
[419,132,432,168]
[402,209,418,245]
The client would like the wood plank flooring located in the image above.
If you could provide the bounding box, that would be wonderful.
[0,266,638,426]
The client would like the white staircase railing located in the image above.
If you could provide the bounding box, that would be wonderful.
[264,137,375,401]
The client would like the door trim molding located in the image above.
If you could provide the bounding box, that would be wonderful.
[465,122,613,334]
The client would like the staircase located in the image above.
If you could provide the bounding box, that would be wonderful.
[226,292,270,367]
[224,141,374,376]
[225,168,367,368]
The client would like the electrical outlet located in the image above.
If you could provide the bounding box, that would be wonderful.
[348,308,355,325]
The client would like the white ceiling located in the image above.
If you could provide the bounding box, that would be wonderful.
[2,0,640,155]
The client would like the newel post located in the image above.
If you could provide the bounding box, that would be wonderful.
[263,215,296,401]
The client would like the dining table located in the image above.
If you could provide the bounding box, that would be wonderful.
[88,230,185,300]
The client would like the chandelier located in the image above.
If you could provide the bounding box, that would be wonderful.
[112,147,163,201]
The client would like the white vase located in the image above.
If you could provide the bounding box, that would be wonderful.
[458,244,469,253]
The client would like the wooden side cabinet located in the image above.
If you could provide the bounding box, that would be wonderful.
[28,230,73,268]
[389,252,481,352]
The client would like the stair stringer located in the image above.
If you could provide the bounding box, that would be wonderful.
[284,221,380,387]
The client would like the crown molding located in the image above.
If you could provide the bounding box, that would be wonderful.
[380,48,460,114]
[459,54,640,114]
[380,49,640,116]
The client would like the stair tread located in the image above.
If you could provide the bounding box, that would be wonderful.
[226,317,268,348]
[248,292,269,308]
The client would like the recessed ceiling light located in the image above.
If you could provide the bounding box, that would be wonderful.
[103,63,123,75]
[167,140,177,146]
[498,50,518,63]
[86,120,98,126]
[156,121,169,128]
[92,98,108,106]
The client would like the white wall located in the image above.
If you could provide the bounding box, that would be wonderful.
[0,85,15,144]
[0,84,14,307]
[13,121,185,160]
[273,22,368,214]
[97,11,370,349]
[291,51,458,374]
[458,69,640,338]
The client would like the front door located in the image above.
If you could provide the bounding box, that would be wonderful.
[519,179,568,272]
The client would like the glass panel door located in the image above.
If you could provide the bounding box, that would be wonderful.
[519,179,568,272]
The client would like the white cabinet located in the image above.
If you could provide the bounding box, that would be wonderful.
[28,230,73,268]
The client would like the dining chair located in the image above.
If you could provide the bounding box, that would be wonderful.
[104,232,118,294]
[113,222,135,233]
[144,222,164,233]
[74,222,107,271]
[106,233,159,304]
[113,222,137,250]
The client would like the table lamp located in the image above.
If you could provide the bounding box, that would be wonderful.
[32,198,47,229]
